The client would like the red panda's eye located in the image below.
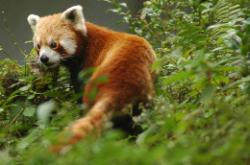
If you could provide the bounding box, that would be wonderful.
[50,41,58,49]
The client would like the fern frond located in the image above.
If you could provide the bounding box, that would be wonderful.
[207,0,245,53]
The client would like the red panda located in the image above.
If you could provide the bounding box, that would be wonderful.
[27,5,156,152]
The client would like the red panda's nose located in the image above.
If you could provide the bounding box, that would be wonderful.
[40,55,49,64]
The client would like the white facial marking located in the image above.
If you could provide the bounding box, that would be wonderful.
[33,41,38,49]
[60,38,77,55]
[48,36,53,43]
[36,36,40,44]
[39,47,61,67]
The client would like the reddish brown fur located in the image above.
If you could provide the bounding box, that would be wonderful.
[68,22,156,148]
[34,14,156,152]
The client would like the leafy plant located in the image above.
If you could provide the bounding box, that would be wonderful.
[0,0,250,164]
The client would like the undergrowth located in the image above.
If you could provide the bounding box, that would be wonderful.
[0,0,250,164]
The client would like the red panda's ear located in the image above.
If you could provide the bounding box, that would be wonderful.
[61,5,87,36]
[27,14,40,32]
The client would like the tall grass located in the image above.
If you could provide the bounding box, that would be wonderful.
[0,0,250,164]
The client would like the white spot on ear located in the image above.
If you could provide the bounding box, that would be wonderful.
[60,38,77,55]
[27,14,40,32]
[61,5,87,36]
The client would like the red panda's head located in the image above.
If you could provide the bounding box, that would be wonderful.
[27,5,87,68]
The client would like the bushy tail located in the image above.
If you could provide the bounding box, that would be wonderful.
[69,97,113,143]
[51,97,114,154]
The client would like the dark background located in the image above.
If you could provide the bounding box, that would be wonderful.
[0,0,143,64]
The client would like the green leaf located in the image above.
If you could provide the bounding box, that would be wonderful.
[88,87,98,102]
[19,85,31,92]
[201,85,216,102]
[23,107,35,117]
[119,3,127,8]
[94,75,108,84]
[162,71,193,85]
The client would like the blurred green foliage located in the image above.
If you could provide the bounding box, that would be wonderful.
[0,0,250,164]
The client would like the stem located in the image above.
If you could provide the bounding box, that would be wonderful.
[6,108,25,130]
